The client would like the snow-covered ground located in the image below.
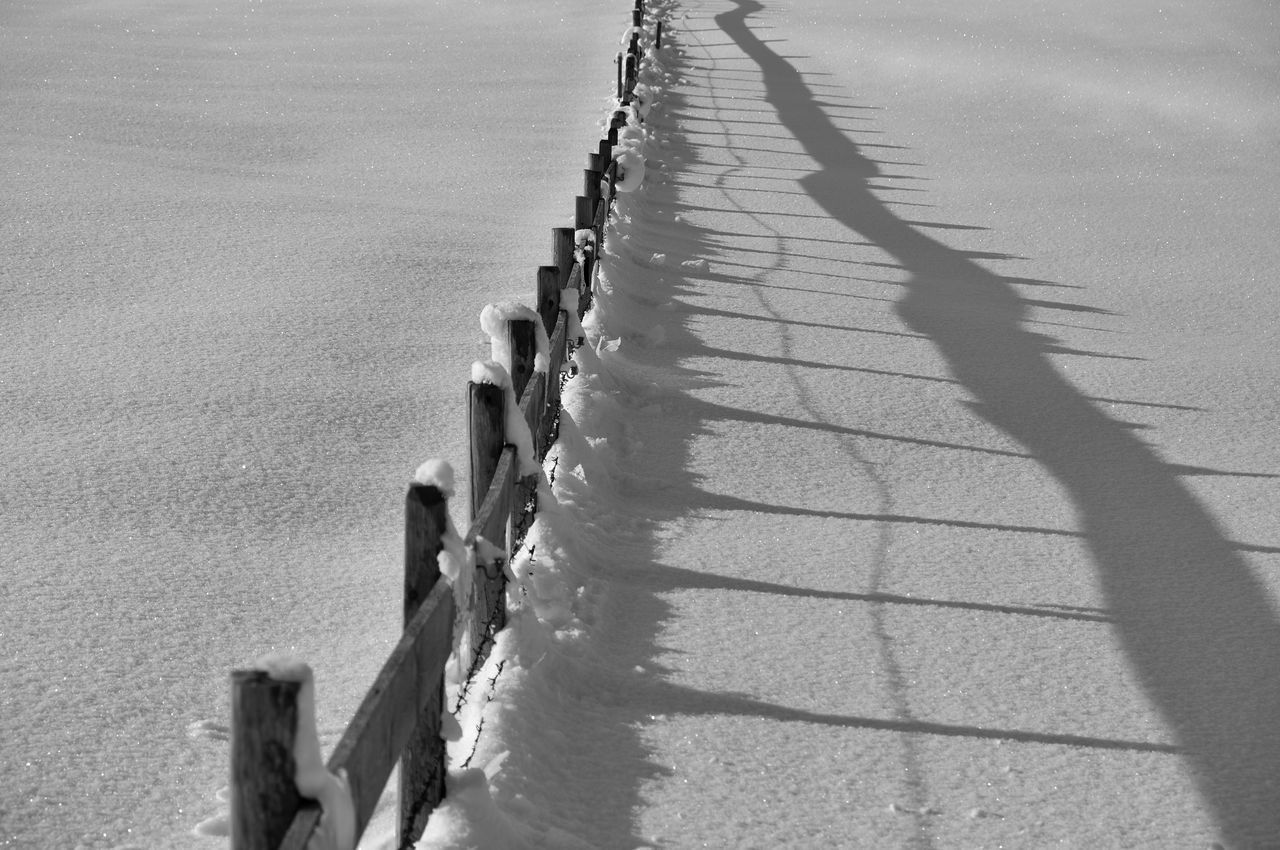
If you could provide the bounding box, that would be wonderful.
[411,0,1280,848]
[0,1,620,847]
[6,0,1280,847]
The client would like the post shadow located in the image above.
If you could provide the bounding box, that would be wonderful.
[715,0,1280,845]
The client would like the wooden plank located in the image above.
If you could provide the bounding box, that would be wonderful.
[463,448,515,653]
[543,312,569,448]
[566,263,588,321]
[520,371,548,460]
[566,262,585,303]
[230,671,303,850]
[276,804,320,850]
[465,447,516,550]
[396,616,450,846]
[288,581,455,845]
[546,310,568,377]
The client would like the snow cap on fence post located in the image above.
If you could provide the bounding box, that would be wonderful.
[480,302,549,379]
[412,459,456,498]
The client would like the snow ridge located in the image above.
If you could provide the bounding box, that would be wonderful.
[404,4,684,847]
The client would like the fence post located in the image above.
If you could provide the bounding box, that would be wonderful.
[507,318,537,402]
[469,383,505,522]
[574,196,594,233]
[398,483,449,846]
[468,380,508,644]
[624,51,638,99]
[536,266,561,336]
[230,671,304,850]
[584,167,601,212]
[404,484,446,624]
[552,227,575,286]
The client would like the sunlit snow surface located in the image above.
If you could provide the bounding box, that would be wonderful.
[0,0,620,846]
[409,0,1280,848]
[6,0,1280,847]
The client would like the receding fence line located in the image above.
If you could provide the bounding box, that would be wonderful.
[227,2,657,848]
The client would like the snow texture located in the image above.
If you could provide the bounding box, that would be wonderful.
[612,148,647,193]
[414,0,1280,846]
[611,115,649,193]
[0,0,624,844]
[7,0,1280,846]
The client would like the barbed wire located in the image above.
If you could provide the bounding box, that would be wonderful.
[459,659,507,770]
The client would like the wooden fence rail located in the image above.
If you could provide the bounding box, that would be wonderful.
[228,2,657,847]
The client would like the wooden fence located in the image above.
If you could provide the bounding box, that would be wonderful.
[227,2,657,848]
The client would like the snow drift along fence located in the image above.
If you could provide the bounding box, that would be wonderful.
[227,3,656,848]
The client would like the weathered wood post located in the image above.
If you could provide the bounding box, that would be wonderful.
[507,318,537,403]
[536,266,561,337]
[468,378,508,646]
[574,196,594,233]
[624,51,638,100]
[552,226,575,286]
[399,482,448,846]
[584,167,602,214]
[469,382,505,526]
[230,671,303,850]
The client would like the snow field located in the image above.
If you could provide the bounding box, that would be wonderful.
[0,0,625,846]
[412,0,1280,847]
